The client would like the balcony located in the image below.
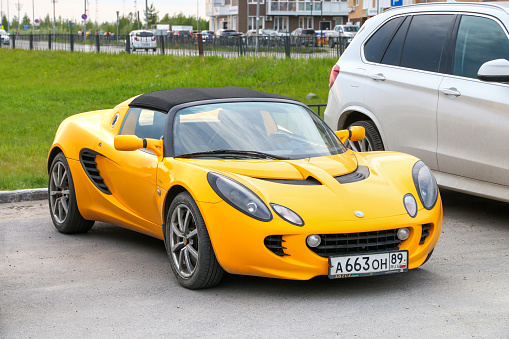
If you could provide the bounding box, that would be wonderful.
[266,1,349,16]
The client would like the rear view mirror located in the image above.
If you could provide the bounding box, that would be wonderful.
[114,135,163,158]
[335,126,365,144]
[477,59,509,82]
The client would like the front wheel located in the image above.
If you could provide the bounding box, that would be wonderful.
[164,192,224,289]
[344,120,384,152]
[48,153,94,234]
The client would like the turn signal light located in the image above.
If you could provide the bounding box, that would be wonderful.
[329,64,340,89]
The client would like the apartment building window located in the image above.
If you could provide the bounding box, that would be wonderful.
[274,16,289,30]
[249,16,265,30]
[299,17,313,29]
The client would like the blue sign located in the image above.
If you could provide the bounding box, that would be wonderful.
[81,14,88,20]
[392,0,403,6]
[22,24,29,29]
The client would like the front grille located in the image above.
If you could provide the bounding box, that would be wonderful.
[264,235,289,256]
[309,229,401,258]
[79,149,111,195]
[420,224,431,244]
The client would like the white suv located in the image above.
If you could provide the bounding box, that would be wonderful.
[324,2,509,203]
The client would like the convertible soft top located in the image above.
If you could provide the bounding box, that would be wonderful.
[129,87,300,112]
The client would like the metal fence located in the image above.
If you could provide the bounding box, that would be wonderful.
[1,34,350,59]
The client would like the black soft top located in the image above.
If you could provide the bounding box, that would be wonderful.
[129,87,299,112]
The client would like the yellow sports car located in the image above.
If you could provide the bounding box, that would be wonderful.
[47,87,442,289]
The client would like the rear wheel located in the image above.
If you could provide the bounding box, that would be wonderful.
[345,120,384,152]
[48,153,94,234]
[164,192,224,289]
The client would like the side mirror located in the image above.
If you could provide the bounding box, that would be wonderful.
[114,135,163,158]
[335,126,365,144]
[477,59,509,82]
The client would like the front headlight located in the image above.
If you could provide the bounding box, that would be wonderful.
[412,161,438,210]
[207,172,272,222]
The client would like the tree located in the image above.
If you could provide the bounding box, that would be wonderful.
[22,14,31,26]
[145,3,159,28]
[11,16,19,31]
[1,15,8,30]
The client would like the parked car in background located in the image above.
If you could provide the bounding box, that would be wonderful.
[325,2,509,203]
[129,30,157,52]
[325,24,359,47]
[215,29,242,37]
[200,30,215,41]
[176,29,192,38]
[0,29,10,45]
[290,28,316,47]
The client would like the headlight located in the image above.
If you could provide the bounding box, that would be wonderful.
[270,203,304,226]
[207,172,272,221]
[412,161,438,210]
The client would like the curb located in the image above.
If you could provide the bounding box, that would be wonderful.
[0,188,48,204]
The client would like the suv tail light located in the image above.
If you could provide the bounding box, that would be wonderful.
[134,37,139,41]
[152,37,156,41]
[329,64,340,89]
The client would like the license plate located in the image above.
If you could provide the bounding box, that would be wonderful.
[328,250,408,279]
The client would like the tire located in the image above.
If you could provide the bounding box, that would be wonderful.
[48,153,94,234]
[344,120,384,152]
[164,192,224,289]
[152,48,156,52]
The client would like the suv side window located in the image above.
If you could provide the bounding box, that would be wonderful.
[381,16,411,66]
[364,17,404,63]
[400,14,455,73]
[119,107,166,140]
[453,15,509,79]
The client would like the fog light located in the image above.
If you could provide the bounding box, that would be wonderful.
[397,227,410,241]
[307,234,321,248]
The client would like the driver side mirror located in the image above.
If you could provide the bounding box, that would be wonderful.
[335,126,365,144]
[477,59,509,82]
[114,135,163,158]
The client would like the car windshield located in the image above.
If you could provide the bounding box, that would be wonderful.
[344,26,359,32]
[173,102,345,159]
[302,30,315,35]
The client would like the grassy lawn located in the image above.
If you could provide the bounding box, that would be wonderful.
[0,49,336,190]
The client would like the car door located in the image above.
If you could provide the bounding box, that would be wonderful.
[98,107,167,226]
[437,14,509,186]
[363,14,456,170]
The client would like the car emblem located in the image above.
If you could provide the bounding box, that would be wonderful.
[354,210,364,218]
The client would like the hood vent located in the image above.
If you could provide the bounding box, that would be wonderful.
[335,166,369,184]
[79,149,112,195]
[256,176,322,185]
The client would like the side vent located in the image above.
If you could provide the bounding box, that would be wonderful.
[79,149,112,195]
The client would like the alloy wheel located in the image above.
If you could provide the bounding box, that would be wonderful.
[49,161,70,224]
[169,204,199,278]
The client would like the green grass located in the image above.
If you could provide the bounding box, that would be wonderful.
[0,49,336,190]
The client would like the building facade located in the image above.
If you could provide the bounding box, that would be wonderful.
[206,0,350,33]
[347,0,508,27]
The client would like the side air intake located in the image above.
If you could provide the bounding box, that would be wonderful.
[79,149,112,195]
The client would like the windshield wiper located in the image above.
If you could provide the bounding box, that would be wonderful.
[176,149,289,160]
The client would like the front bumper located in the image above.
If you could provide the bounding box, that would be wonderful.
[198,198,443,280]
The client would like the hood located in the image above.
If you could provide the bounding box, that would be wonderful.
[185,152,418,224]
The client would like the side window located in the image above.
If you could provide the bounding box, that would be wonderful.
[453,15,509,79]
[381,16,411,66]
[399,14,455,73]
[119,107,166,140]
[364,17,404,63]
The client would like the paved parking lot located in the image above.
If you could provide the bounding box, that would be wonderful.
[1,189,508,338]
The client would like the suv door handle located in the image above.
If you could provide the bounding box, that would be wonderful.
[370,73,386,81]
[440,87,461,97]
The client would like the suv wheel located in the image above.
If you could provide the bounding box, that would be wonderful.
[345,120,384,152]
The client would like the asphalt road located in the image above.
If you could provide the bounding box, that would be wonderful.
[1,189,508,338]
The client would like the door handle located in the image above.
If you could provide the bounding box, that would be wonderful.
[370,73,386,81]
[440,87,461,97]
